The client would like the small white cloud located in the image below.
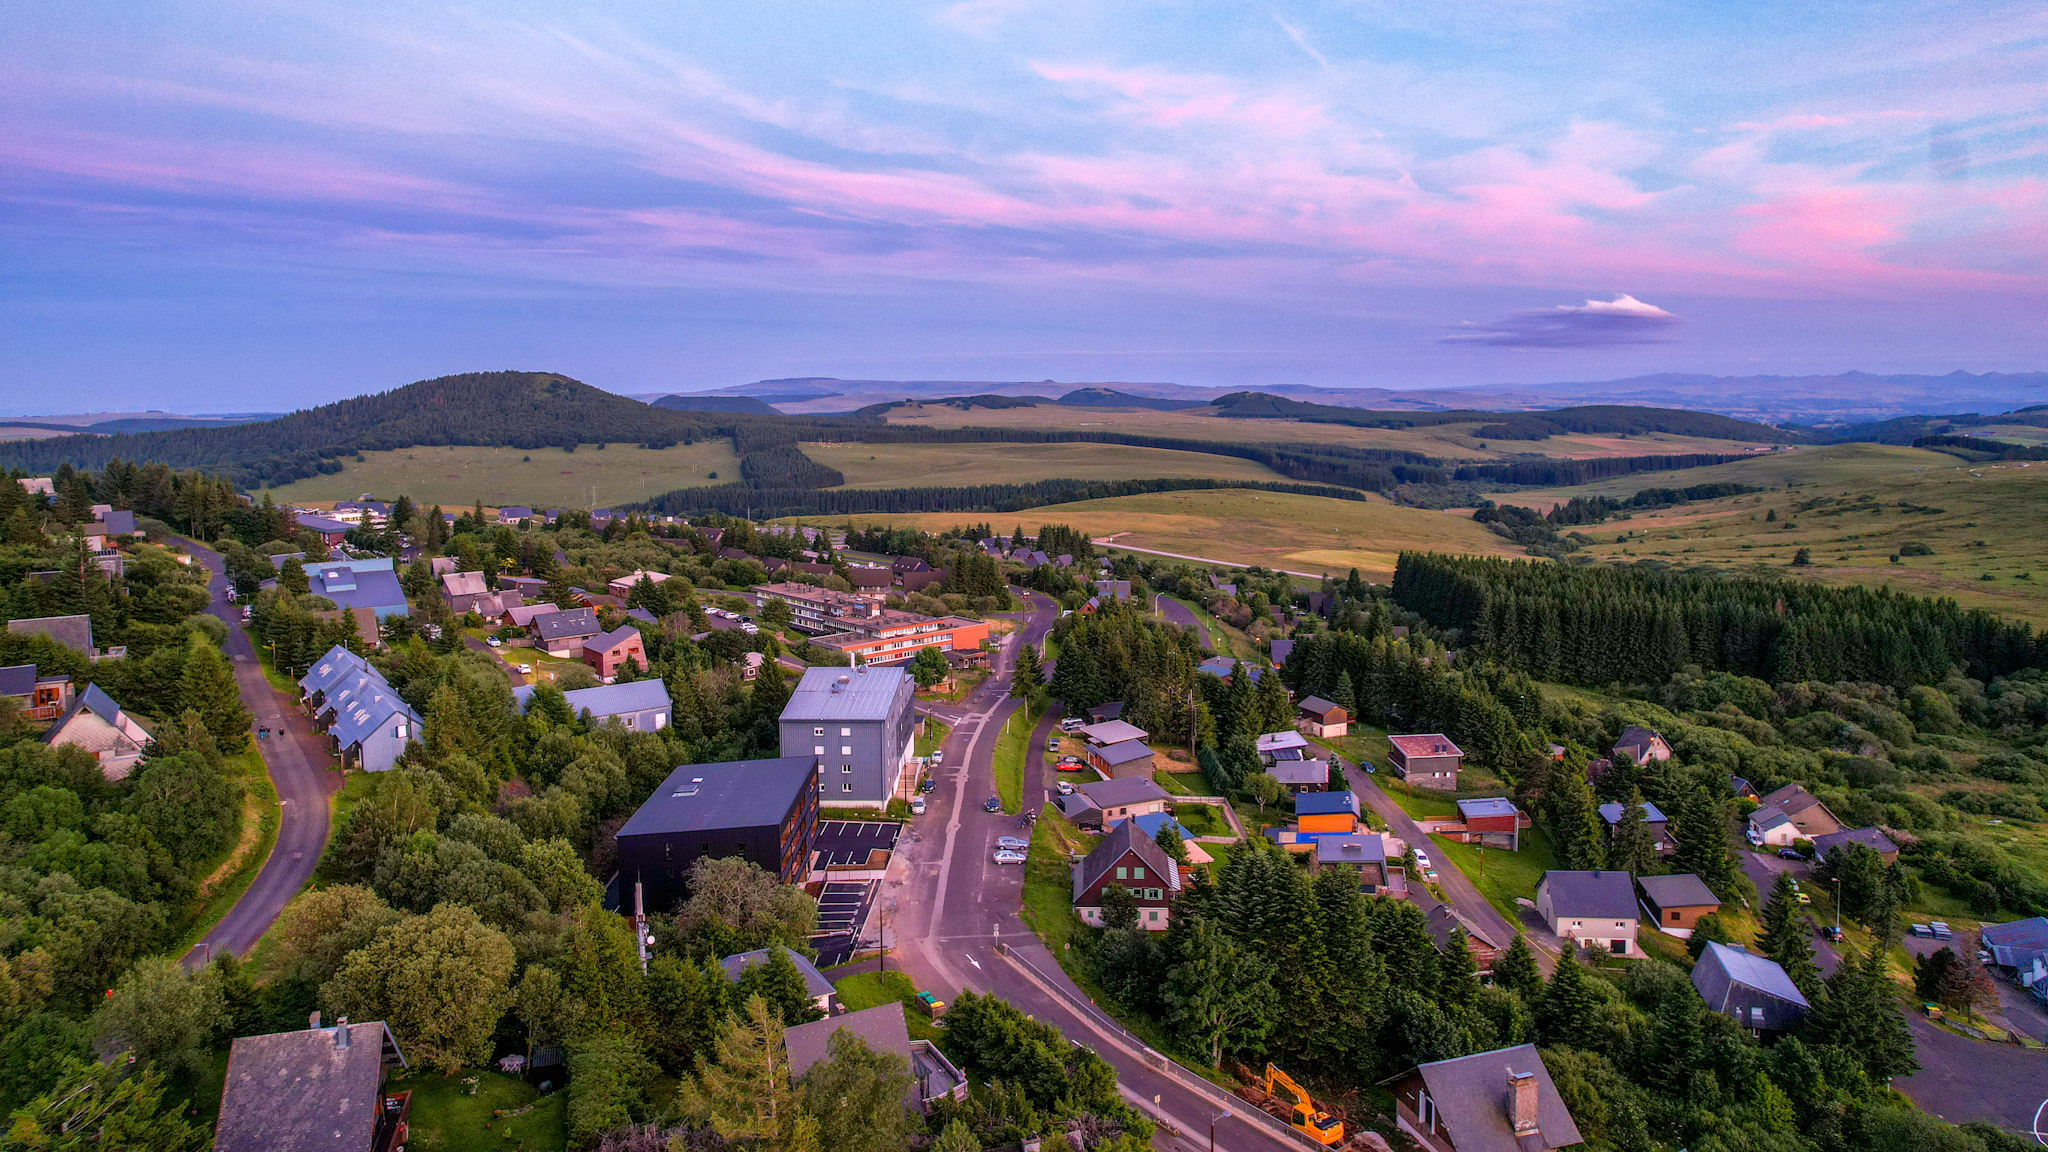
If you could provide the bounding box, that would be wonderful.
[1444,294,1684,348]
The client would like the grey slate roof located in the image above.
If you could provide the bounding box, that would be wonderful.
[1598,800,1669,825]
[719,947,834,1002]
[327,676,419,749]
[6,615,94,655]
[584,625,642,652]
[534,607,601,642]
[1297,695,1341,716]
[1692,941,1810,1011]
[96,509,137,535]
[212,1021,405,1152]
[617,757,815,837]
[0,665,35,698]
[782,1001,908,1077]
[1425,901,1507,952]
[1458,797,1520,821]
[1540,870,1639,921]
[1810,827,1899,857]
[1412,1043,1583,1152]
[1748,806,1791,832]
[514,679,670,720]
[1268,760,1329,787]
[1091,740,1154,767]
[1981,917,2048,968]
[1077,776,1169,809]
[1078,719,1147,745]
[781,666,909,723]
[1637,873,1720,911]
[1612,725,1665,758]
[1315,833,1385,867]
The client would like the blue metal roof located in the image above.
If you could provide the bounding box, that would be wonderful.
[1294,791,1356,816]
[1598,800,1668,825]
[1982,917,2048,968]
[1106,812,1193,841]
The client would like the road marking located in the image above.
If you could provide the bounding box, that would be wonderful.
[2032,1097,2046,1146]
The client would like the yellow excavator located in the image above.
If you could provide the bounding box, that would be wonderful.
[1264,1063,1344,1146]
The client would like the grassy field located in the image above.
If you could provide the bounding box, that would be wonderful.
[833,970,942,1041]
[1426,826,1559,922]
[394,1068,566,1152]
[875,401,1784,461]
[1488,444,2048,624]
[801,440,1287,488]
[824,488,1522,580]
[266,440,741,509]
[992,705,1036,813]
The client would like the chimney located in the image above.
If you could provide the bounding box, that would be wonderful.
[334,1017,351,1050]
[1508,1069,1539,1136]
[308,1011,321,1030]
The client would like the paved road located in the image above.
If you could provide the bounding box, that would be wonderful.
[888,592,1301,1152]
[1341,761,1547,972]
[177,539,341,965]
[1152,593,1212,651]
[1097,539,1331,580]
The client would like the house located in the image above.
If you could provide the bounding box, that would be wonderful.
[1424,903,1507,979]
[845,566,894,594]
[212,1018,410,1152]
[614,757,820,912]
[0,664,72,722]
[507,601,561,629]
[298,647,421,774]
[501,575,547,598]
[1637,873,1721,937]
[1296,696,1348,738]
[1266,754,1330,793]
[496,505,535,524]
[428,557,457,577]
[780,666,918,806]
[1086,701,1124,724]
[1072,818,1181,930]
[1597,800,1675,854]
[1077,776,1170,823]
[1196,656,1263,682]
[439,571,497,616]
[17,477,53,498]
[297,558,410,618]
[1451,797,1527,850]
[1981,918,2048,989]
[7,614,106,659]
[1295,790,1359,838]
[1052,790,1104,829]
[1092,579,1132,602]
[1535,870,1639,956]
[294,511,351,545]
[1256,730,1310,760]
[1730,775,1759,802]
[1810,826,1900,864]
[43,684,150,779]
[1269,638,1293,667]
[898,568,946,593]
[782,1002,968,1112]
[1107,812,1201,860]
[333,499,392,527]
[1079,719,1147,747]
[1388,1044,1582,1152]
[719,948,839,1016]
[1756,784,1841,839]
[514,679,671,732]
[1692,942,1810,1033]
[607,570,672,598]
[533,607,603,656]
[1079,719,1155,777]
[1314,833,1387,889]
[1388,734,1463,791]
[313,607,384,651]
[582,626,648,680]
[1611,725,1673,764]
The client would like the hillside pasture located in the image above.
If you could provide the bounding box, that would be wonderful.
[875,401,1786,461]
[1491,447,2048,624]
[808,488,1523,579]
[801,440,1290,488]
[266,440,741,508]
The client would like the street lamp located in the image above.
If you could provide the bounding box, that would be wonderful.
[1832,876,1841,940]
[1210,1109,1232,1152]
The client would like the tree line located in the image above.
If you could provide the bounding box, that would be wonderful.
[1454,452,1762,487]
[630,476,1370,518]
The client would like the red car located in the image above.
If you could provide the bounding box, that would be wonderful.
[1055,756,1088,772]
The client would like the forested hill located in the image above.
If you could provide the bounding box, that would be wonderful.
[650,393,781,415]
[0,372,795,489]
[1210,392,1798,443]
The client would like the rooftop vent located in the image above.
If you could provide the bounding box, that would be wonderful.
[334,1017,351,1050]
[672,777,704,797]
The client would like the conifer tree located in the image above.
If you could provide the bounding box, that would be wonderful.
[1435,927,1483,1011]
[677,995,819,1149]
[1544,758,1606,871]
[1610,787,1659,878]
[1670,787,1739,896]
[1535,949,1598,1048]
[1755,871,1820,997]
[1493,935,1543,1002]
[1330,669,1357,715]
[179,636,252,752]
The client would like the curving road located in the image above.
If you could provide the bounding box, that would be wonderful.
[1152,593,1212,652]
[889,590,1301,1152]
[177,539,340,966]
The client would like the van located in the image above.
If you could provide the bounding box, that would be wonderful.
[1058,716,1086,732]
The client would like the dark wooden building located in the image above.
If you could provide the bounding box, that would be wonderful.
[615,756,819,914]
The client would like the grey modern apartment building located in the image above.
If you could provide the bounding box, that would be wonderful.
[779,665,917,807]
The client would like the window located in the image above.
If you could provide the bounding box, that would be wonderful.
[841,746,852,756]
[813,726,824,737]
[814,745,825,756]
[840,727,851,737]
[623,717,636,730]
[1115,866,1127,880]
[395,723,408,739]
[1131,866,1145,880]
[653,713,667,729]
[841,764,852,773]
[1147,909,1160,922]
[842,781,853,792]
[1670,911,1681,922]
[1615,921,1626,929]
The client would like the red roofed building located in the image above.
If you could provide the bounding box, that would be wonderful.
[583,626,648,680]
[1388,734,1464,791]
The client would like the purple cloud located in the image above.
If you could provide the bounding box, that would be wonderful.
[1443,294,1684,348]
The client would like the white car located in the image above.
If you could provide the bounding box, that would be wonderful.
[1056,781,1074,796]
[909,796,926,815]
[930,750,943,767]
[486,637,502,648]
[991,850,1027,865]
[995,836,1028,850]
[515,664,533,676]
[1412,850,1437,877]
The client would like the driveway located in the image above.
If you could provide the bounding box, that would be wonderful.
[176,538,342,965]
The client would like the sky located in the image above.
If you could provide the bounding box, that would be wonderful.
[3,0,2047,412]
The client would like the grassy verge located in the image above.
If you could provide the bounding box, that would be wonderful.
[1152,769,1214,797]
[1378,779,1460,821]
[916,717,952,760]
[1424,826,1559,922]
[389,1068,567,1152]
[833,970,942,1042]
[176,744,281,952]
[992,706,1037,814]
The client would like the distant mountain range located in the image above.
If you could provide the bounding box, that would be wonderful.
[642,370,2047,423]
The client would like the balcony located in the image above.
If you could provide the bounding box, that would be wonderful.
[373,1089,411,1152]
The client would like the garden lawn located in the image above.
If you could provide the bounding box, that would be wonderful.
[1152,770,1213,797]
[395,1068,567,1152]
[916,717,951,760]
[992,705,1036,814]
[1381,780,1460,821]
[1171,803,1232,838]
[833,970,942,1042]
[1425,825,1559,922]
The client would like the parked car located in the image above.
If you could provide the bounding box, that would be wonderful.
[1047,737,1061,752]
[919,776,936,793]
[515,663,533,676]
[1056,756,1087,771]
[486,637,502,648]
[992,850,1027,865]
[1776,848,1803,860]
[931,750,943,767]
[996,836,1028,850]
[241,606,253,620]
[983,796,1001,813]
[1056,781,1074,796]
[1795,891,1811,905]
[1059,717,1086,732]
[909,796,926,815]
[1822,925,1844,942]
[1412,850,1436,878]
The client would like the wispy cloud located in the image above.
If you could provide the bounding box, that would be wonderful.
[1273,15,1330,71]
[1444,294,1684,347]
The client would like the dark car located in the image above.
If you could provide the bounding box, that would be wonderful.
[1821,925,1843,942]
[919,777,936,793]
[983,796,1001,813]
[1776,848,1804,860]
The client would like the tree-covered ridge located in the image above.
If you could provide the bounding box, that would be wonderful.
[1392,552,2045,687]
[631,476,1371,518]
[1209,393,1798,443]
[1453,451,1765,487]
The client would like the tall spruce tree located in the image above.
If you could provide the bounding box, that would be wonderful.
[1535,949,1598,1048]
[179,636,252,752]
[1493,935,1543,1002]
[1610,787,1659,878]
[1544,759,1607,871]
[1670,787,1740,896]
[1755,871,1820,997]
